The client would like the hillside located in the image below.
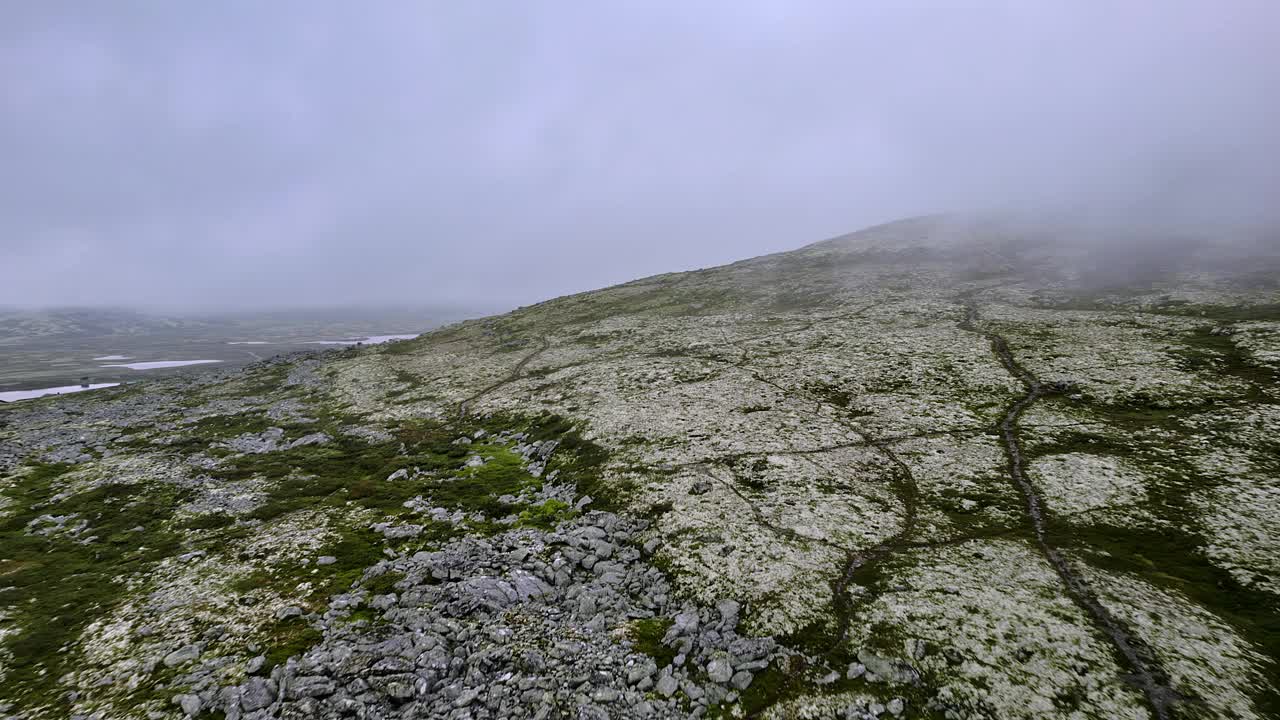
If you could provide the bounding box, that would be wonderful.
[1,215,1278,720]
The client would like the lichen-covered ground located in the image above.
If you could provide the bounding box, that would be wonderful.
[1,216,1277,719]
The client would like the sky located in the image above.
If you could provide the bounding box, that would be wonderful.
[2,2,1278,310]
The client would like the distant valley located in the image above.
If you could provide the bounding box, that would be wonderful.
[0,306,490,397]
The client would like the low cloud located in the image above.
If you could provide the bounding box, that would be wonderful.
[2,2,1277,309]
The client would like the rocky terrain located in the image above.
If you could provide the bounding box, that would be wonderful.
[1,215,1277,719]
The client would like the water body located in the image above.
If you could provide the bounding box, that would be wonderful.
[227,341,270,345]
[0,383,121,403]
[93,355,132,360]
[101,360,222,370]
[302,334,418,345]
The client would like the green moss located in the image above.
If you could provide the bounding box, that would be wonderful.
[178,512,236,530]
[627,617,676,667]
[0,465,188,712]
[806,383,851,408]
[706,657,799,719]
[360,570,405,596]
[236,364,291,397]
[1174,326,1277,398]
[381,338,424,355]
[311,529,388,599]
[1061,521,1280,716]
[230,526,386,610]
[384,369,426,398]
[262,616,324,672]
[193,412,273,438]
[341,607,381,626]
[517,499,576,530]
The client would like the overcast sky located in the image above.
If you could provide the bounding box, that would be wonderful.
[2,2,1277,310]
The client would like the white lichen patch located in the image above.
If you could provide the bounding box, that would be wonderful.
[851,539,1150,720]
[1085,567,1274,720]
[1193,479,1280,597]
[985,304,1248,405]
[1019,402,1128,446]
[646,465,852,635]
[61,452,190,498]
[236,509,342,570]
[1030,453,1149,517]
[1232,321,1280,368]
[761,690,890,720]
[891,434,1017,532]
[64,509,341,716]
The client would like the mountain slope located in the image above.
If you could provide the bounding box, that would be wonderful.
[1,215,1278,719]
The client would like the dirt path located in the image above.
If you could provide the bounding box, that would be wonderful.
[959,303,1180,720]
[458,336,550,417]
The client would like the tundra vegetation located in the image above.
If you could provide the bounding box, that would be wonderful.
[1,216,1277,719]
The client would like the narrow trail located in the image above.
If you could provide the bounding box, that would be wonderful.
[819,438,919,654]
[712,307,923,717]
[457,337,550,417]
[959,303,1180,720]
[689,463,848,553]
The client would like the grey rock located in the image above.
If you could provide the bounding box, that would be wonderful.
[370,673,417,700]
[887,698,905,716]
[316,555,337,566]
[716,599,741,627]
[291,676,336,698]
[730,671,753,690]
[905,638,927,660]
[672,610,699,636]
[453,687,480,707]
[275,605,304,620]
[240,678,276,712]
[656,673,679,697]
[460,576,517,607]
[371,522,424,540]
[706,657,733,684]
[857,649,919,685]
[172,693,201,716]
[286,432,330,449]
[163,644,202,668]
[511,569,552,600]
[370,657,414,674]
[626,664,654,685]
[592,687,620,703]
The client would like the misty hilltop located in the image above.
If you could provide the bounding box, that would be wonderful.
[1,215,1279,720]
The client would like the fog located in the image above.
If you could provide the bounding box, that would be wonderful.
[3,2,1277,310]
